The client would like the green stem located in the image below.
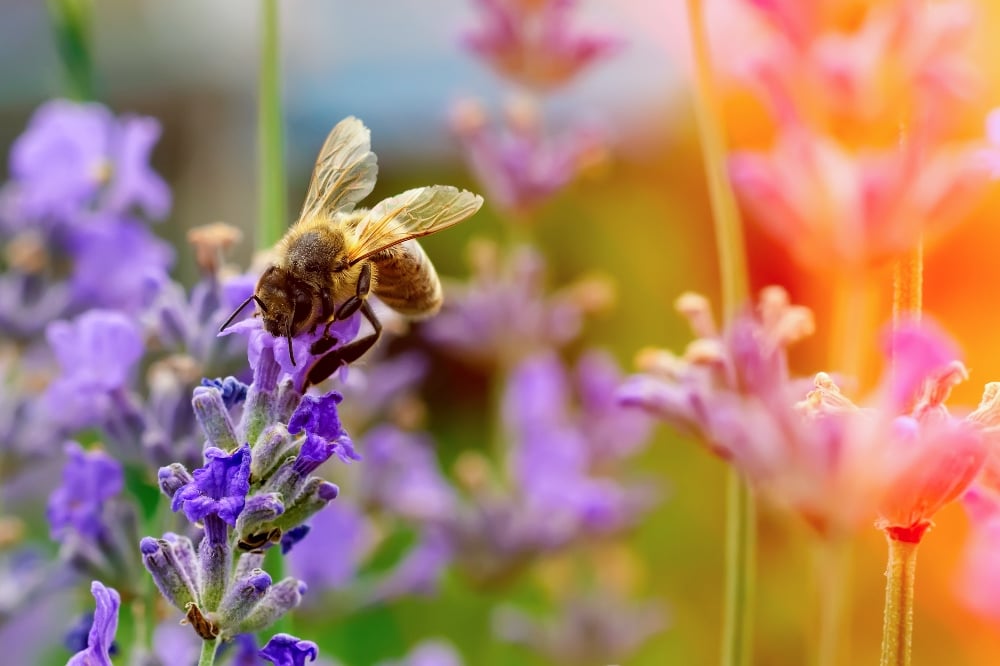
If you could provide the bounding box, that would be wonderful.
[257,0,287,249]
[685,2,755,665]
[879,536,919,666]
[46,0,96,100]
[722,468,755,666]
[198,639,219,666]
[685,0,749,319]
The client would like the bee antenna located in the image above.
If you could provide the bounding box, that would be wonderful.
[220,295,256,332]
[253,295,269,314]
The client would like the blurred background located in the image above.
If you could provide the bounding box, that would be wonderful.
[5,0,1000,664]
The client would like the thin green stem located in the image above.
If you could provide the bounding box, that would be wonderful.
[722,468,755,666]
[198,639,219,666]
[46,0,96,100]
[685,0,749,318]
[685,2,755,665]
[879,537,919,666]
[257,0,287,249]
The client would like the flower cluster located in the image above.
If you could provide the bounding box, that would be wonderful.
[621,287,991,541]
[452,0,618,218]
[0,100,172,337]
[141,318,359,649]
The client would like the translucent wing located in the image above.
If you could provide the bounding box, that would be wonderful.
[300,116,378,218]
[346,186,484,265]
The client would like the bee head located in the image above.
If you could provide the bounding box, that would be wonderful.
[220,265,325,367]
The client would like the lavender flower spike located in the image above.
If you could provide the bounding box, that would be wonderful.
[259,633,319,666]
[47,442,123,540]
[67,581,120,666]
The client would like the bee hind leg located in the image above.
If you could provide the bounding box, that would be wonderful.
[305,300,382,387]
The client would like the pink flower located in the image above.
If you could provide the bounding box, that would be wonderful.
[956,489,1000,620]
[462,0,621,89]
[621,290,985,538]
[450,97,607,215]
[730,128,989,270]
[738,1,979,130]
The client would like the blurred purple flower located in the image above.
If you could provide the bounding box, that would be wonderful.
[505,352,654,534]
[66,217,173,313]
[288,393,359,469]
[7,99,170,225]
[371,528,453,602]
[493,591,665,666]
[286,502,373,589]
[170,445,251,527]
[66,581,120,666]
[451,97,606,213]
[359,426,456,522]
[259,633,319,666]
[42,309,143,433]
[47,442,123,541]
[425,241,611,364]
[462,0,620,89]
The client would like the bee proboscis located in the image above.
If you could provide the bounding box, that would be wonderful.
[221,116,483,386]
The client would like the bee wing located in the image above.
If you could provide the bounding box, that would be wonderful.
[346,186,484,265]
[301,116,378,217]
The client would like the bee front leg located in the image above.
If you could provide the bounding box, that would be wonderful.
[305,299,382,388]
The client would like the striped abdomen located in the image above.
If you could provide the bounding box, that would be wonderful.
[371,239,443,317]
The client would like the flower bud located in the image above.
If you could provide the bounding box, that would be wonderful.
[192,386,238,451]
[139,536,198,610]
[215,569,271,631]
[234,578,306,634]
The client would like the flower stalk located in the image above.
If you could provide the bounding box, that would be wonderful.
[685,2,754,664]
[46,0,96,100]
[198,638,219,666]
[258,0,287,249]
[879,535,920,666]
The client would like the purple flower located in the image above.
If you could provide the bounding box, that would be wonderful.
[8,99,170,224]
[222,313,362,393]
[67,581,120,666]
[359,427,456,522]
[42,309,143,432]
[47,442,123,540]
[288,393,359,470]
[451,97,606,213]
[170,445,251,527]
[66,217,173,313]
[424,242,610,364]
[493,592,664,665]
[201,377,249,409]
[504,352,654,533]
[259,633,319,666]
[462,0,621,89]
[286,502,373,589]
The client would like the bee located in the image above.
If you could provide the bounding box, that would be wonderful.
[221,116,483,387]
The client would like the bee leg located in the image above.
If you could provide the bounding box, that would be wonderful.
[310,321,339,356]
[305,300,382,387]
